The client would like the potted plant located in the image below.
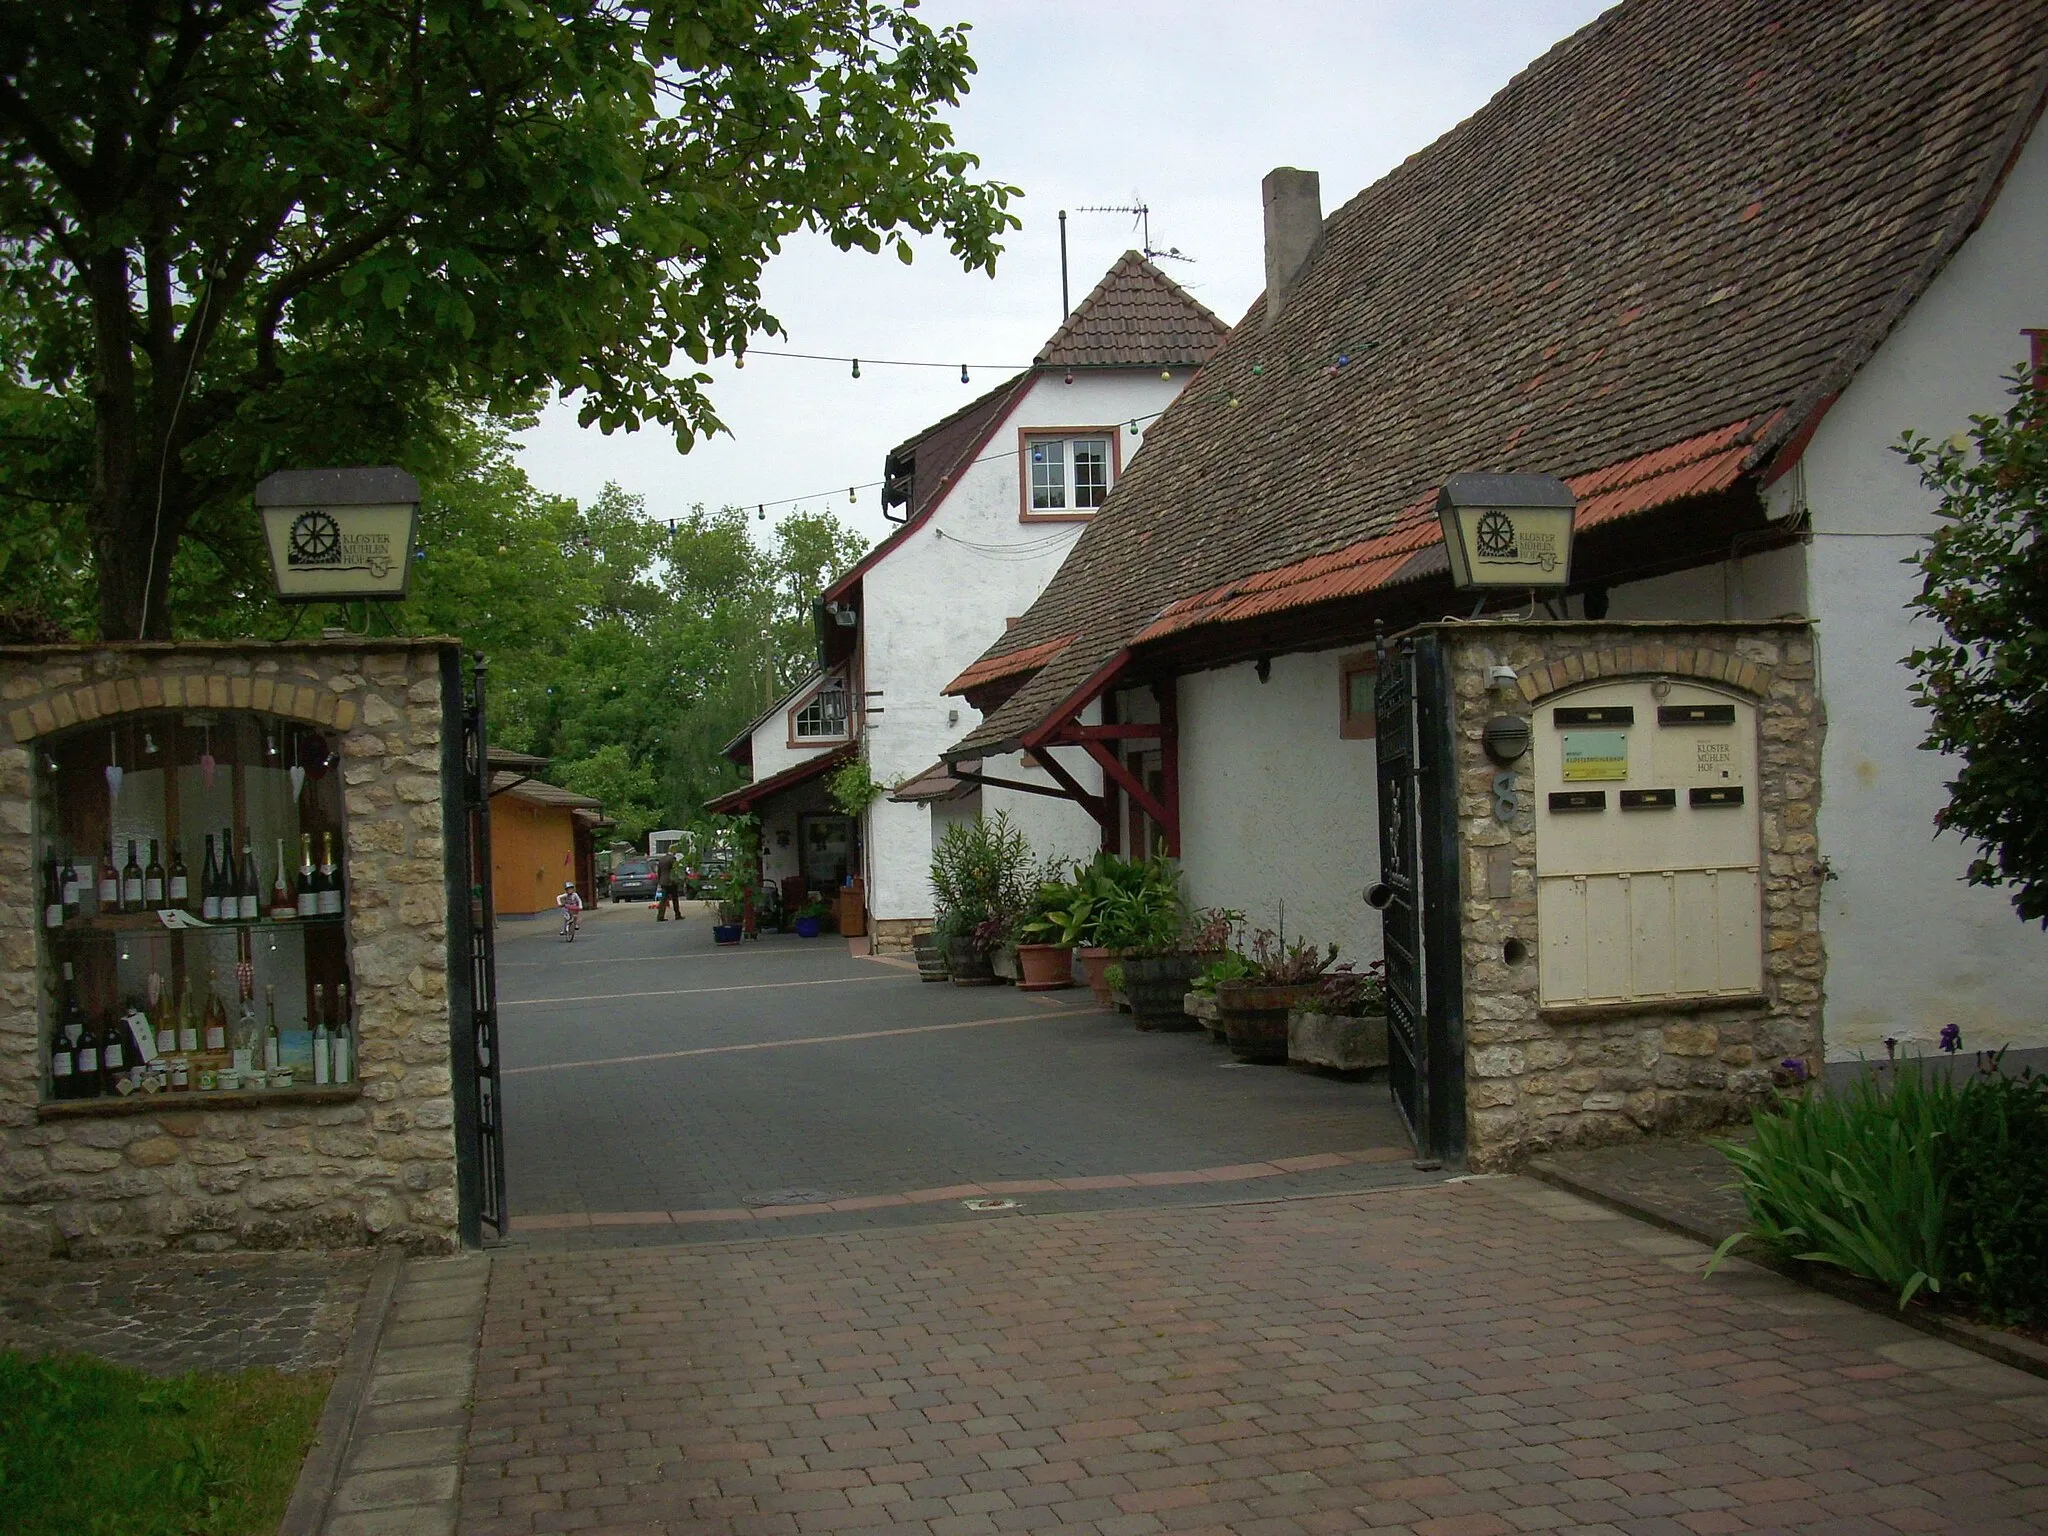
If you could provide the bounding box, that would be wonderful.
[1214,930,1339,1063]
[1187,950,1257,1037]
[792,897,831,939]
[929,812,1036,988]
[711,867,751,945]
[1117,903,1238,1032]
[1057,852,1171,1008]
[1288,960,1389,1074]
[1014,874,1090,991]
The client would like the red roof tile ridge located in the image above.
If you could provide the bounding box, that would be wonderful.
[1034,251,1233,368]
[942,632,1077,696]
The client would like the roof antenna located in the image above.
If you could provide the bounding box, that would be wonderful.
[1058,209,1070,320]
[1075,195,1195,264]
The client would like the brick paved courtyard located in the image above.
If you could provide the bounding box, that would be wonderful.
[457,1177,2048,1535]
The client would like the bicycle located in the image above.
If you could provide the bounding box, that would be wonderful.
[559,908,579,942]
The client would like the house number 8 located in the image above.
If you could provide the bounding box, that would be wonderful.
[1492,772,1517,823]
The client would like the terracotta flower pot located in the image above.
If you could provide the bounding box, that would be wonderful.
[1074,946,1116,1008]
[1016,943,1075,991]
[945,936,997,986]
[1214,981,1317,1063]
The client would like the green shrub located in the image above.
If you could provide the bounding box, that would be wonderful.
[929,812,1036,950]
[1712,1068,1956,1307]
[1947,1067,2048,1323]
[1713,1061,2048,1319]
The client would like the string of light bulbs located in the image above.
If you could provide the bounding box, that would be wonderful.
[691,404,1178,523]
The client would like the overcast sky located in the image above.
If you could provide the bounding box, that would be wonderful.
[513,0,1613,544]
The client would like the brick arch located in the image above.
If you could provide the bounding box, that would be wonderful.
[1515,642,1773,706]
[7,672,358,744]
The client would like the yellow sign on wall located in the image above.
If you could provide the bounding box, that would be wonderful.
[1561,730,1629,781]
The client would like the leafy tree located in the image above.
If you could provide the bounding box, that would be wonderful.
[0,0,1017,638]
[557,745,664,848]
[1900,370,2048,925]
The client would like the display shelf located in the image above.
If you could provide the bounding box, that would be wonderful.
[36,1084,363,1121]
[43,913,345,937]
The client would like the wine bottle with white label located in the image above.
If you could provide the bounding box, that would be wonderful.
[100,1008,128,1091]
[199,835,221,921]
[73,1009,101,1097]
[51,963,82,1099]
[61,848,81,920]
[311,984,331,1085]
[41,846,63,929]
[121,840,144,913]
[270,838,294,919]
[97,842,119,912]
[297,834,319,918]
[167,841,189,909]
[317,832,342,917]
[144,839,165,910]
[203,970,228,1053]
[238,841,260,922]
[331,982,353,1084]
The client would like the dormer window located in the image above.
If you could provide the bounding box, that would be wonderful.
[791,675,850,742]
[1021,431,1118,518]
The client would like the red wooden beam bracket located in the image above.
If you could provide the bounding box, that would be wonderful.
[1023,748,1110,830]
[1078,738,1173,843]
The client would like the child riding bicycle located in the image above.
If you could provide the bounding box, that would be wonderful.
[556,881,584,940]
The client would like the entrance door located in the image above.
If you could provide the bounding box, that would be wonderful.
[1371,634,1464,1167]
[799,813,853,888]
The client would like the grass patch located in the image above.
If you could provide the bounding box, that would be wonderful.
[0,1350,330,1536]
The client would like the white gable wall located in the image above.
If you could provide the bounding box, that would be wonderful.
[863,368,1182,921]
[1176,649,1382,967]
[1790,120,2048,1058]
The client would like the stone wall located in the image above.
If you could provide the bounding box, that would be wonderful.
[1433,622,1825,1170]
[869,918,925,956]
[0,641,463,1259]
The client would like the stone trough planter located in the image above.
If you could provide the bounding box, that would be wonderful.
[1183,991,1223,1039]
[1288,1011,1389,1074]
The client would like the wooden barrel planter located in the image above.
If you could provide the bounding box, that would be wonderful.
[912,931,948,983]
[945,936,998,986]
[1016,943,1075,991]
[1213,981,1315,1063]
[1120,955,1215,1031]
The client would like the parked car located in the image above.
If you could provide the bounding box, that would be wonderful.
[610,858,660,902]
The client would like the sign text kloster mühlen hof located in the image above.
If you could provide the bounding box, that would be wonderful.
[255,467,421,603]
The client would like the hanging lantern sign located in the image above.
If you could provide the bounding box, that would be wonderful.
[1434,472,1577,589]
[256,467,420,602]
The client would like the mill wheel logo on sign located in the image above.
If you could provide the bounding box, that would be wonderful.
[1436,472,1576,589]
[256,467,420,602]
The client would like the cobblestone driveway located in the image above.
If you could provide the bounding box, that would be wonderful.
[457,1177,2048,1535]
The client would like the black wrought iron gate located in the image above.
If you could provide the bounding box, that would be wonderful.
[446,650,507,1244]
[1370,632,1465,1167]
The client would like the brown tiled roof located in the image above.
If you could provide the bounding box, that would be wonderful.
[888,759,978,804]
[824,256,1230,606]
[946,0,2048,757]
[704,741,856,817]
[490,773,603,812]
[1035,252,1231,369]
[941,633,1076,699]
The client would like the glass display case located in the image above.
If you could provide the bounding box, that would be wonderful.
[33,710,356,1109]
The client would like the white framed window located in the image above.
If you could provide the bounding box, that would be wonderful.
[791,676,849,741]
[1024,433,1114,514]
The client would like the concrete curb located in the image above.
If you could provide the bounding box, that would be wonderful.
[279,1251,405,1536]
[1526,1159,2048,1383]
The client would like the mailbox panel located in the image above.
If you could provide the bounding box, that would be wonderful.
[1534,680,1762,1006]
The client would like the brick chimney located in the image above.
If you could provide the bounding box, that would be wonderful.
[1262,167,1322,330]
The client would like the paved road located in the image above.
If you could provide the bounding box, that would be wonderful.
[456,1176,2048,1536]
[496,905,1421,1244]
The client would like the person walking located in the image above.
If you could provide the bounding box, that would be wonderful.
[654,850,685,922]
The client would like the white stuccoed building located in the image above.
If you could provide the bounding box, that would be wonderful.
[707,254,1229,948]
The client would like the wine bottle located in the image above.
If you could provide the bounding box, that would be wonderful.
[97,842,119,911]
[203,970,228,1053]
[144,839,166,911]
[100,1006,128,1091]
[177,982,200,1056]
[73,1007,101,1097]
[317,832,342,917]
[61,848,81,920]
[167,841,189,910]
[331,982,352,1084]
[238,841,260,922]
[218,826,239,922]
[297,834,319,919]
[311,984,331,1085]
[51,963,82,1099]
[199,835,221,921]
[42,846,63,929]
[154,988,177,1057]
[121,840,144,912]
[263,984,282,1072]
[270,838,294,919]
